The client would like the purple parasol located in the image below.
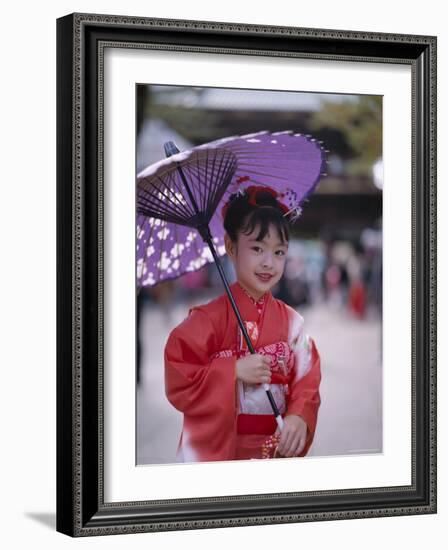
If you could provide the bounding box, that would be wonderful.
[136,131,326,287]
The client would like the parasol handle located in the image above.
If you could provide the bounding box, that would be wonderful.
[264,394,284,430]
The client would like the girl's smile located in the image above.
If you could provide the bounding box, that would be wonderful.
[255,273,274,282]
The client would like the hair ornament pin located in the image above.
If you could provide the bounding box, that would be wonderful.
[283,205,303,222]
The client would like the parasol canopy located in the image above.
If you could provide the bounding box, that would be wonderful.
[136,130,326,288]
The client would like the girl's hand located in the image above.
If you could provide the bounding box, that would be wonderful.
[236,354,271,385]
[275,415,308,457]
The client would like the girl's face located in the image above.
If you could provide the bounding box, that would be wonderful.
[225,223,288,300]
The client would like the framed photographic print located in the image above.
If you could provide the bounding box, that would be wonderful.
[56,13,437,536]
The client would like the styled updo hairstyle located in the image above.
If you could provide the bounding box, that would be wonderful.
[223,186,290,244]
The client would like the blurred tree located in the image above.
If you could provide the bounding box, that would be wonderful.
[309,96,382,176]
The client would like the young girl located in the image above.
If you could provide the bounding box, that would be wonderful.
[164,185,321,462]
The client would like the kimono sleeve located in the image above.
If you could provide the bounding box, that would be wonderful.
[164,307,237,421]
[285,307,321,455]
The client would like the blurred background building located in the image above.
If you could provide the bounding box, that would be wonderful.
[136,85,383,464]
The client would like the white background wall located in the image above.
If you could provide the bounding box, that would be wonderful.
[0,1,445,548]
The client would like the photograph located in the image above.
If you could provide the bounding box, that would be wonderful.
[135,85,383,465]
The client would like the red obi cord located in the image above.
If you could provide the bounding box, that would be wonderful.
[237,414,278,435]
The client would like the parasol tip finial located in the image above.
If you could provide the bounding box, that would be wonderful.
[164,141,180,158]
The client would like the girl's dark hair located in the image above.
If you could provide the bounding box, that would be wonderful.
[223,188,290,244]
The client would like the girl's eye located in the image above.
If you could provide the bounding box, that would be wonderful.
[276,250,285,256]
[252,246,262,252]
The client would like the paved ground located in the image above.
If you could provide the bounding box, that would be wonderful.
[137,295,382,464]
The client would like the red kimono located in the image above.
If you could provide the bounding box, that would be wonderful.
[164,281,321,462]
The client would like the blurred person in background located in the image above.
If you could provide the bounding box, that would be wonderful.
[347,254,367,319]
